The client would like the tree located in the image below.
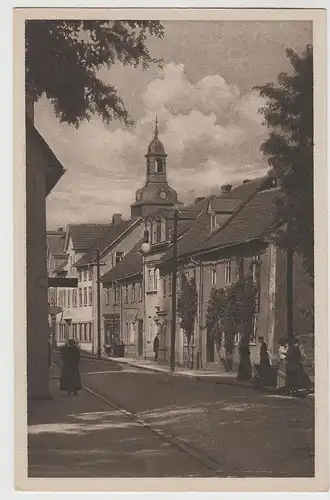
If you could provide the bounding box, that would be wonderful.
[206,275,257,371]
[254,44,313,279]
[177,273,198,369]
[25,20,164,127]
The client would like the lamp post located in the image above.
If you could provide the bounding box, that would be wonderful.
[140,228,151,360]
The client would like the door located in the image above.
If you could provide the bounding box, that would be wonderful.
[138,319,143,357]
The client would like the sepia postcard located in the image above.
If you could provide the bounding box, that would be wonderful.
[13,7,328,493]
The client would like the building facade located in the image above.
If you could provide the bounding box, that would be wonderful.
[26,101,65,399]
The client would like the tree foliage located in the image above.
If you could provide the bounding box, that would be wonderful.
[25,20,164,127]
[177,272,198,369]
[254,44,313,279]
[206,275,257,370]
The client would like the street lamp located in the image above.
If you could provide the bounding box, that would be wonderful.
[140,227,151,359]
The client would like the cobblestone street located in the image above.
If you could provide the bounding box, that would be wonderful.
[27,357,314,478]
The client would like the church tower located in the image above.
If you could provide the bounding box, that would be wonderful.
[130,119,181,218]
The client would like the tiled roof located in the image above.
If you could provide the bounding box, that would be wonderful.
[75,218,141,267]
[158,178,280,263]
[46,232,65,256]
[158,213,212,266]
[226,177,266,199]
[101,239,144,283]
[194,189,283,254]
[68,223,111,251]
[208,197,241,213]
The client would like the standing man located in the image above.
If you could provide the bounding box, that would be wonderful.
[153,333,160,362]
[258,336,271,377]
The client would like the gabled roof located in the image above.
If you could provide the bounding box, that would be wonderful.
[194,189,283,255]
[26,114,66,195]
[46,231,66,256]
[75,217,142,267]
[101,238,144,283]
[65,223,111,252]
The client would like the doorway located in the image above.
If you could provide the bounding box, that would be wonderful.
[138,319,143,357]
[206,327,215,362]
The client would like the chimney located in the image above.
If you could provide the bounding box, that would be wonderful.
[112,213,122,226]
[221,184,232,194]
[57,227,64,233]
[195,197,206,204]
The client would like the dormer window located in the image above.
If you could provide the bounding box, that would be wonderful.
[210,213,217,231]
[156,158,165,173]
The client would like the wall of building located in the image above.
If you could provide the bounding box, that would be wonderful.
[120,280,144,358]
[26,128,51,399]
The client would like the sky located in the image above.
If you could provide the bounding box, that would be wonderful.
[35,21,312,229]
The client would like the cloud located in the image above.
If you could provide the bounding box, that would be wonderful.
[38,62,269,228]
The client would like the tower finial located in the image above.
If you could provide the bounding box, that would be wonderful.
[155,116,159,137]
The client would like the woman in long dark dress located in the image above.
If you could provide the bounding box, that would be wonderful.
[237,337,252,380]
[60,339,82,395]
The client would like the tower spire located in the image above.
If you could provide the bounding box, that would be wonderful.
[155,116,159,137]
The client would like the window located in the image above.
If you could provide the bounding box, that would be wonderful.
[236,257,244,281]
[72,289,77,308]
[211,266,217,286]
[156,157,165,173]
[131,283,136,303]
[250,314,259,344]
[88,268,93,281]
[67,289,71,308]
[86,323,92,343]
[210,213,217,231]
[125,322,129,344]
[130,322,135,344]
[225,260,232,283]
[78,288,82,307]
[124,285,128,304]
[115,251,124,266]
[147,268,157,292]
[152,222,157,244]
[138,283,143,302]
[163,276,167,296]
[88,286,92,306]
[104,287,110,306]
[63,289,67,308]
[72,323,77,339]
[114,284,120,304]
[78,270,82,282]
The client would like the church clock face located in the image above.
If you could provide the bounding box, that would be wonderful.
[158,189,168,200]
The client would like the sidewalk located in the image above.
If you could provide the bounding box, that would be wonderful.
[109,355,253,388]
[28,364,214,477]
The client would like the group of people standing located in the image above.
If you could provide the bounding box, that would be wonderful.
[237,334,313,397]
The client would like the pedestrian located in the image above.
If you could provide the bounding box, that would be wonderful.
[237,336,252,380]
[276,338,288,393]
[60,338,82,396]
[258,336,271,379]
[296,338,313,393]
[285,337,306,397]
[153,333,160,362]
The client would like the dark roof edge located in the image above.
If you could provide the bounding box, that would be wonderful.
[75,218,143,267]
[101,271,142,284]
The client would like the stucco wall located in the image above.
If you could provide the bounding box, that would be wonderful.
[26,131,50,399]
